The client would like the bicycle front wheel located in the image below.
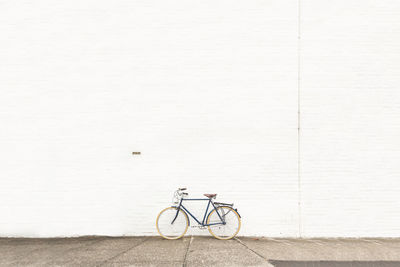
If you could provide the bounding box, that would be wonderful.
[156,207,189,240]
[207,206,241,240]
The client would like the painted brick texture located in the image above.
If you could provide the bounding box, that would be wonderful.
[300,0,400,237]
[0,0,399,237]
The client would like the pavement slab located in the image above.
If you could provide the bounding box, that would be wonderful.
[1,237,400,266]
[0,237,103,266]
[105,236,188,267]
[238,238,400,261]
[185,236,268,266]
[1,237,145,267]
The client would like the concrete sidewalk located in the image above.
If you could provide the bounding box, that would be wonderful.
[1,236,400,266]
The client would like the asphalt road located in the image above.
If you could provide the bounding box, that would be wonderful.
[270,261,400,267]
[1,236,400,266]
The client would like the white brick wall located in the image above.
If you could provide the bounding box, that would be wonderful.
[0,0,399,237]
[300,0,400,237]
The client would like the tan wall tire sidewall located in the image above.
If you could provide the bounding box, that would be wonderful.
[156,207,189,240]
[207,207,241,240]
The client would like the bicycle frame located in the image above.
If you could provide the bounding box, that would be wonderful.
[172,198,225,226]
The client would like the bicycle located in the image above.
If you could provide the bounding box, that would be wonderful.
[156,188,241,240]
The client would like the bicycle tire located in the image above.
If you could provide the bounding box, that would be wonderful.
[156,207,189,240]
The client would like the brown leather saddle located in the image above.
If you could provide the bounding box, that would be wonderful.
[203,194,217,199]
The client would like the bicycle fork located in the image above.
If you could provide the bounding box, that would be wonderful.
[171,208,180,224]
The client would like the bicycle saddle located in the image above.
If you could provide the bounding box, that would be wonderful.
[204,194,217,199]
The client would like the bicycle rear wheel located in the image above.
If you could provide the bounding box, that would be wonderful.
[207,206,241,240]
[156,207,189,240]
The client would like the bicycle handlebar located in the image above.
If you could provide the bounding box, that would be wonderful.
[178,188,187,191]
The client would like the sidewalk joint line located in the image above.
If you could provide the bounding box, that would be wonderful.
[97,237,149,267]
[234,237,268,262]
[182,236,193,267]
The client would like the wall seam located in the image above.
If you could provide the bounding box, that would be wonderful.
[297,0,302,238]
